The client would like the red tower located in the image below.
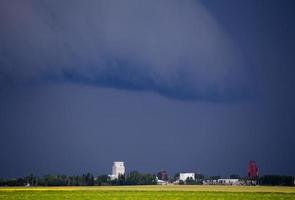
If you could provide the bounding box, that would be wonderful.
[248,160,258,179]
[157,171,169,181]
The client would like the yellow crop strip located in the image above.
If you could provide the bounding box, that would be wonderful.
[0,185,295,193]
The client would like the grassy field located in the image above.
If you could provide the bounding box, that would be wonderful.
[1,185,295,199]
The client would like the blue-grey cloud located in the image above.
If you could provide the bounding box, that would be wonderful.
[0,0,248,101]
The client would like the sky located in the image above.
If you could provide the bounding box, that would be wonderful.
[0,0,295,178]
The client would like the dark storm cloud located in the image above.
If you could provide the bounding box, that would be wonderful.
[1,0,295,178]
[0,0,248,101]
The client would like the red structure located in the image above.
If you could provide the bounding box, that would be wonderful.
[248,160,258,179]
[157,170,169,181]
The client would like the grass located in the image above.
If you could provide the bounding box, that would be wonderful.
[1,185,295,199]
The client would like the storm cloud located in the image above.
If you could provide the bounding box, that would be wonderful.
[0,0,247,101]
[1,0,295,178]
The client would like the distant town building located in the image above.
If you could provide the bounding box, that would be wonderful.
[217,179,242,185]
[248,160,258,179]
[156,177,168,185]
[109,161,125,180]
[157,170,169,181]
[179,173,195,182]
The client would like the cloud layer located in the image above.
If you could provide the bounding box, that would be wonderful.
[0,0,248,101]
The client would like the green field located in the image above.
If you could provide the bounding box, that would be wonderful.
[1,185,295,199]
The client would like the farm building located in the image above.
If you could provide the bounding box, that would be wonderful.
[179,173,195,182]
[109,161,125,180]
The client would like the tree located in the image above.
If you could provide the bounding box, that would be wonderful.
[207,176,221,180]
[24,174,35,186]
[126,171,141,185]
[96,175,111,186]
[141,173,157,185]
[195,174,204,180]
[118,174,126,185]
[230,174,240,179]
[186,177,196,185]
[174,173,180,180]
[259,175,294,186]
[195,174,204,184]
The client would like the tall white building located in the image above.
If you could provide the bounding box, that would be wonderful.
[111,161,125,179]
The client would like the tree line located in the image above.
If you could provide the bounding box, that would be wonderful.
[0,173,294,187]
[0,171,157,187]
[172,173,294,186]
[258,175,294,186]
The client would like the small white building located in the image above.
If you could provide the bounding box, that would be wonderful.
[110,161,125,180]
[217,179,241,185]
[179,173,195,182]
[156,177,168,185]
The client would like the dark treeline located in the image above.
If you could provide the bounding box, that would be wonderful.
[0,173,294,187]
[0,171,157,187]
[258,175,294,186]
